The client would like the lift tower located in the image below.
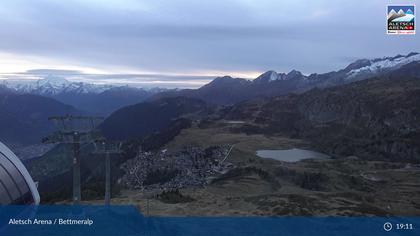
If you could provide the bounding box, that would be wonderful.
[43,115,104,204]
[93,141,122,205]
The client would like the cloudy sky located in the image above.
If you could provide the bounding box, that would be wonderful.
[0,0,419,88]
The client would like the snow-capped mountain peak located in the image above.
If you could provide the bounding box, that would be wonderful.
[254,71,279,82]
[253,69,306,83]
[35,76,72,94]
[266,71,280,81]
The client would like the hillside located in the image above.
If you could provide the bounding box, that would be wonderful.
[100,97,211,140]
[104,73,420,216]
[53,86,158,115]
[224,74,420,162]
[0,93,81,145]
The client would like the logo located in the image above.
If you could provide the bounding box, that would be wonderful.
[387,5,415,34]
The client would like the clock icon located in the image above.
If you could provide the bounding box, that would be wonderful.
[384,222,393,232]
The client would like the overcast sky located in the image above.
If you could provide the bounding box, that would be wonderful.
[0,0,419,88]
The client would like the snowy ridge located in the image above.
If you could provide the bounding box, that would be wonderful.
[2,76,113,95]
[345,53,420,80]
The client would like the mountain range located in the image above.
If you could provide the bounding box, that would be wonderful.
[1,77,166,115]
[98,52,420,146]
[1,52,419,148]
[3,52,419,109]
[152,52,420,105]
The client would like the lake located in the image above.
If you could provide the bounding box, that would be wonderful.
[256,148,329,162]
[224,120,246,124]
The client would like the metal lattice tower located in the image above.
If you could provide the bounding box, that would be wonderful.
[43,115,104,204]
[93,141,122,205]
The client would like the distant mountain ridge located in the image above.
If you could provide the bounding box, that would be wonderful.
[1,77,167,115]
[2,76,112,95]
[151,52,420,105]
[3,52,419,110]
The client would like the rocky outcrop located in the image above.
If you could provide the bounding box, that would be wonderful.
[296,77,420,161]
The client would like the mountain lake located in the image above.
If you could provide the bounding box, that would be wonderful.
[256,148,330,162]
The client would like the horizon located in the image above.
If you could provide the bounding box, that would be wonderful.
[0,51,418,89]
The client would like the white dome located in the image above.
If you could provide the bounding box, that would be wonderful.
[0,142,40,205]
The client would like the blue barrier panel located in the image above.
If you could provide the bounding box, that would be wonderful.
[0,205,419,236]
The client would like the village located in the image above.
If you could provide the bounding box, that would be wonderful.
[119,145,234,192]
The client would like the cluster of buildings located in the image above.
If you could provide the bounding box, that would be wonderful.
[119,145,233,192]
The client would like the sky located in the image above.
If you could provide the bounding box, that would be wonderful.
[0,0,419,88]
